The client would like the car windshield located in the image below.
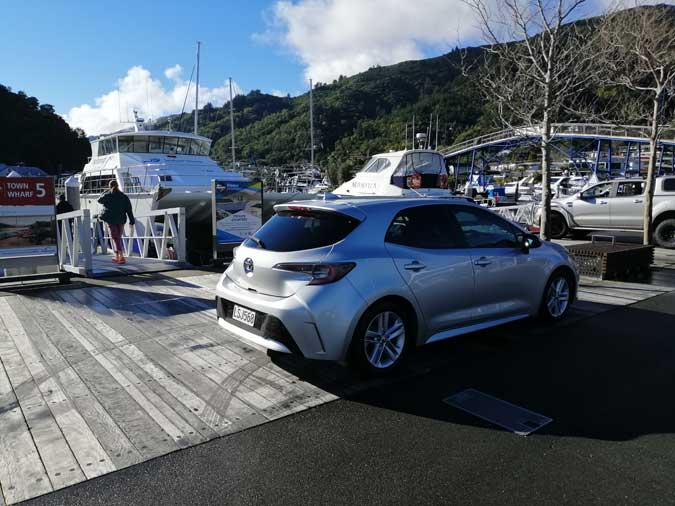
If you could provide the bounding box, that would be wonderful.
[243,209,360,252]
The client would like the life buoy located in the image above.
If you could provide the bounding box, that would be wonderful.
[407,173,422,189]
[438,174,448,188]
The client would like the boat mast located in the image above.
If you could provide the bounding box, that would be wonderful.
[229,77,236,169]
[194,41,200,135]
[309,78,315,169]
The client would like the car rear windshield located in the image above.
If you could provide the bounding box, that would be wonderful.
[243,209,361,252]
[663,178,675,192]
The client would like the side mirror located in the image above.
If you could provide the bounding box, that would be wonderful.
[521,234,540,253]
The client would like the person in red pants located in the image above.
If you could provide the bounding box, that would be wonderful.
[98,180,135,264]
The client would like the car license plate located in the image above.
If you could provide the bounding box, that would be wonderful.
[232,304,256,327]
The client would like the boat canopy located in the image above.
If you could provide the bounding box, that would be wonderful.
[93,133,211,157]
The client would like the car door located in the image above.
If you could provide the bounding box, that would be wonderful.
[567,182,614,228]
[451,206,542,322]
[384,204,476,335]
[610,181,645,229]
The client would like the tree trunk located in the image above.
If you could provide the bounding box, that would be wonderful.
[540,127,552,241]
[642,94,661,245]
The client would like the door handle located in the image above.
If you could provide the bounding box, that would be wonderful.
[403,261,426,271]
[633,199,643,203]
[599,201,608,205]
[474,257,492,267]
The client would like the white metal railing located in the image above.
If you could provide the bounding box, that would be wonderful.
[56,207,186,276]
[443,123,675,158]
[491,202,539,227]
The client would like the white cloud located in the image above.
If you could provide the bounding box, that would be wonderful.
[262,0,664,84]
[262,0,481,83]
[63,65,244,136]
[270,89,287,97]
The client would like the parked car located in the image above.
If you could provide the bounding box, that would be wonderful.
[215,198,578,374]
[548,176,675,247]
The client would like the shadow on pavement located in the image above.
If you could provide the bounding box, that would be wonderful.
[272,291,675,442]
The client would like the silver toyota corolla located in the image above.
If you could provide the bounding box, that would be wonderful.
[216,198,578,374]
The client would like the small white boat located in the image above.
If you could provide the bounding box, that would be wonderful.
[334,149,449,197]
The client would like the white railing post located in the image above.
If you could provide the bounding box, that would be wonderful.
[177,207,186,262]
[81,209,93,274]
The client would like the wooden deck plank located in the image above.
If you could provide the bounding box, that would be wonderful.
[135,339,267,431]
[164,330,323,413]
[6,297,142,471]
[118,343,233,435]
[0,312,85,490]
[48,295,243,436]
[107,348,219,441]
[156,334,282,416]
[0,299,117,480]
[0,354,52,504]
[44,304,180,461]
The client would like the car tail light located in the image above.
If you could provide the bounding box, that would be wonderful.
[273,262,356,285]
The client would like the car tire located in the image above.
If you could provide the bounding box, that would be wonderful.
[350,301,411,376]
[550,213,569,239]
[654,218,675,249]
[539,271,573,321]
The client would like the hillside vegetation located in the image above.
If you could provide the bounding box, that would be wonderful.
[0,85,91,174]
[155,48,490,183]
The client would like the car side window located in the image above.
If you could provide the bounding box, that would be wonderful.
[616,182,645,197]
[581,182,613,199]
[385,205,463,249]
[452,207,520,248]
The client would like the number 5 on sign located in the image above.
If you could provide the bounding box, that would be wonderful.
[36,183,46,197]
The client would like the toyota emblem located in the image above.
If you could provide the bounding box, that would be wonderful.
[243,258,254,274]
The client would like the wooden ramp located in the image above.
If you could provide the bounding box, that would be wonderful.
[0,271,672,504]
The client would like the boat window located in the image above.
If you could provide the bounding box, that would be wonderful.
[121,174,143,194]
[360,157,391,173]
[192,139,210,156]
[118,136,133,153]
[133,136,149,153]
[81,174,117,194]
[176,137,190,154]
[148,136,164,153]
[394,152,444,176]
[163,137,179,154]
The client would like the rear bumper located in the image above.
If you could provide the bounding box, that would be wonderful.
[215,296,303,356]
[215,273,367,361]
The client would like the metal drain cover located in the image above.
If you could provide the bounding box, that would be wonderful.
[443,388,552,436]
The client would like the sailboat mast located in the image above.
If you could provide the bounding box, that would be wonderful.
[309,78,315,169]
[229,77,236,169]
[194,41,200,135]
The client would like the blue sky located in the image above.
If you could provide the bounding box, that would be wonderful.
[2,0,304,112]
[2,0,630,135]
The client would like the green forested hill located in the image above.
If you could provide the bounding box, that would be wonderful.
[0,85,91,174]
[156,48,491,182]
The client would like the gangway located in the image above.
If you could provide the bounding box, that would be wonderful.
[56,207,188,277]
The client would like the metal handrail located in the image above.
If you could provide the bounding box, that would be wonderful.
[442,123,675,158]
[56,207,186,276]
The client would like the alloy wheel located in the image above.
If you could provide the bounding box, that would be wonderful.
[363,311,406,369]
[546,277,570,318]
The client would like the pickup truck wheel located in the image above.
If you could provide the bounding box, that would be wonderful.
[550,213,569,239]
[654,219,675,249]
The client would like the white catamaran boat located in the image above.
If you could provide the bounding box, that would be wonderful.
[79,117,247,224]
[334,149,450,197]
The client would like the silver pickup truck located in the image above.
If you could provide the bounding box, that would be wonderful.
[549,176,675,248]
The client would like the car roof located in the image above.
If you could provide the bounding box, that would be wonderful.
[273,196,477,220]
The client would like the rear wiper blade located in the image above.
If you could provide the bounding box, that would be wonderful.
[250,236,266,249]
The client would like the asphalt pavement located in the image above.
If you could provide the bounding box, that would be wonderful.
[21,291,675,506]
